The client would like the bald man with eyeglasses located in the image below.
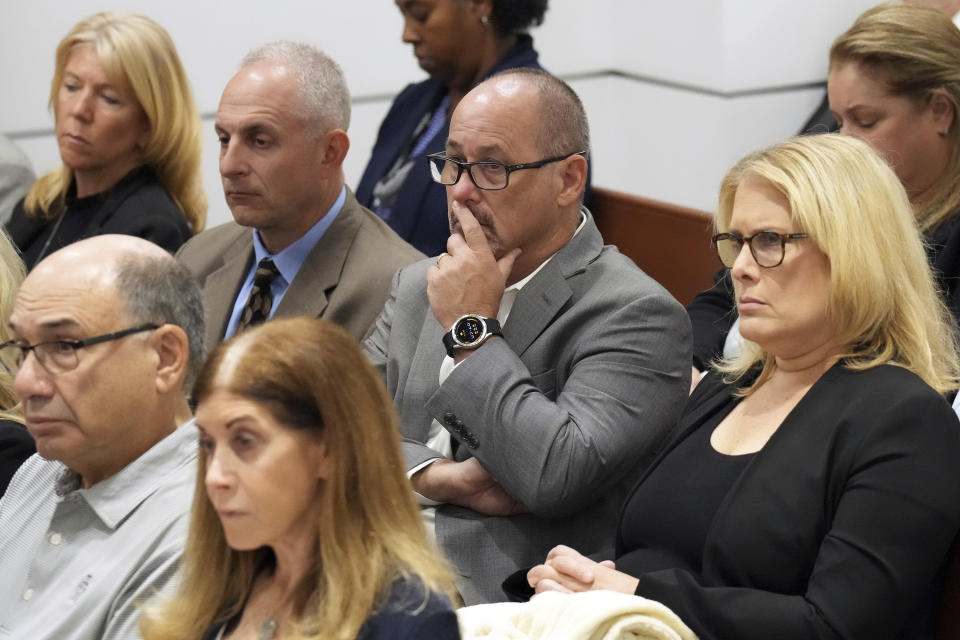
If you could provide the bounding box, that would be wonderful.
[365,68,692,604]
[0,235,204,640]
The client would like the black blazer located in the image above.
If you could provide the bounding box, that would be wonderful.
[355,36,544,256]
[618,363,960,640]
[7,166,192,270]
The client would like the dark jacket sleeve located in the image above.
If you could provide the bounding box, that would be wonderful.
[685,268,735,370]
[631,376,960,640]
[358,581,460,640]
[0,421,34,497]
[926,214,960,326]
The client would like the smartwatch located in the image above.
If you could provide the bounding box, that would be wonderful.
[443,314,502,357]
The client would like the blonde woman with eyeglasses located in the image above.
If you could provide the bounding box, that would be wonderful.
[519,134,960,640]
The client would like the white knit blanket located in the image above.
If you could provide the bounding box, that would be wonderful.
[457,590,698,640]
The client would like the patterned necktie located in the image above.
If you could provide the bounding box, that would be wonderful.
[236,258,281,332]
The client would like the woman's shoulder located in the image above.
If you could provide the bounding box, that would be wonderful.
[798,364,960,466]
[820,362,946,403]
[5,195,46,246]
[358,576,459,640]
[99,168,192,249]
[388,77,445,114]
[109,168,184,220]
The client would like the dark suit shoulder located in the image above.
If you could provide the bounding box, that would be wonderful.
[358,577,459,640]
[806,363,953,421]
[808,364,960,454]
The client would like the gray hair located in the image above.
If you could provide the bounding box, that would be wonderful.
[490,68,590,157]
[113,255,206,389]
[241,41,351,132]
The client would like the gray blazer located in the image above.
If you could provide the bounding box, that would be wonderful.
[177,188,423,347]
[364,210,692,603]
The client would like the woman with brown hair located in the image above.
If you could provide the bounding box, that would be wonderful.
[140,317,459,640]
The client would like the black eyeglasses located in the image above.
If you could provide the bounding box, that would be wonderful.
[427,151,587,191]
[712,231,809,268]
[0,323,160,376]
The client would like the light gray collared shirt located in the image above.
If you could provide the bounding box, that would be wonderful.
[0,422,198,640]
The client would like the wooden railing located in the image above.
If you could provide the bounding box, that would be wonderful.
[590,187,718,306]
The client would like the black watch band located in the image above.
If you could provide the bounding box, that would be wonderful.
[442,314,502,357]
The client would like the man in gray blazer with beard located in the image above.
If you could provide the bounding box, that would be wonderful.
[178,42,421,347]
[364,69,692,604]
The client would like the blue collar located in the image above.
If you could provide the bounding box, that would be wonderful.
[250,185,347,284]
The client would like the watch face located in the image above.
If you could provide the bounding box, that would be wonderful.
[455,317,485,344]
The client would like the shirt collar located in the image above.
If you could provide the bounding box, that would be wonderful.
[250,185,347,284]
[506,211,587,293]
[58,421,198,530]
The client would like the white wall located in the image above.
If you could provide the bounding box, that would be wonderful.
[1,0,878,228]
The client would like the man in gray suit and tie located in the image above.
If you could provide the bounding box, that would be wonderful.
[365,68,692,604]
[177,42,422,346]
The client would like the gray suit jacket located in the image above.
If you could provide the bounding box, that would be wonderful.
[177,188,423,346]
[364,210,692,603]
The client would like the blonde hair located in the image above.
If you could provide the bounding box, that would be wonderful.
[24,12,206,232]
[140,318,456,640]
[0,230,25,422]
[716,134,960,395]
[830,2,960,232]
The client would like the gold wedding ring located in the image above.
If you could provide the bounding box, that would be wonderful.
[437,252,449,266]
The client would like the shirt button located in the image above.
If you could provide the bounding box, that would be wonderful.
[49,532,62,545]
[22,588,34,601]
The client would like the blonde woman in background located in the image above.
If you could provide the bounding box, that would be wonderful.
[141,318,460,640]
[7,12,205,270]
[0,228,29,495]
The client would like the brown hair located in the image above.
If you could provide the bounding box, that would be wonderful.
[140,318,456,640]
[830,2,960,231]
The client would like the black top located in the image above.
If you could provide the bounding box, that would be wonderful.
[202,576,459,640]
[0,419,33,497]
[617,404,752,577]
[6,166,192,270]
[616,364,960,640]
[687,213,960,369]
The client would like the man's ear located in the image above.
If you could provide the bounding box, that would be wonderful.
[152,324,190,395]
[556,153,588,208]
[316,129,350,178]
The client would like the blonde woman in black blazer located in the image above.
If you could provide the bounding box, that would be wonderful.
[525,134,960,640]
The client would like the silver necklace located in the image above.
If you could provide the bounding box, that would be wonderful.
[259,618,277,640]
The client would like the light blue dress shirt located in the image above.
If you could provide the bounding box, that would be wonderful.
[223,186,346,339]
